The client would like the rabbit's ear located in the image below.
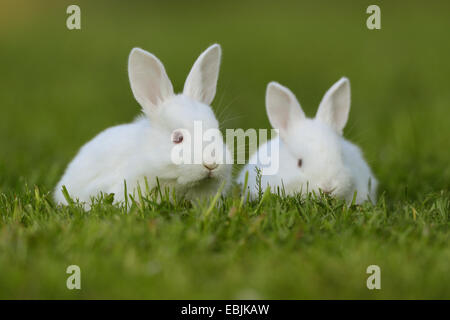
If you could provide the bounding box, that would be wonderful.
[128,48,174,113]
[266,82,305,138]
[315,77,350,135]
[183,44,221,105]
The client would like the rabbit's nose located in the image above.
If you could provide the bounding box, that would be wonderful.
[203,162,218,171]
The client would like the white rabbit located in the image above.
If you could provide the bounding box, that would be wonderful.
[238,78,378,204]
[54,44,232,207]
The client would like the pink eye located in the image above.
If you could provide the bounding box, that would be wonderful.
[298,159,303,167]
[172,131,183,144]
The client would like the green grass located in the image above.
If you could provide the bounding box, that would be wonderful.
[0,0,449,299]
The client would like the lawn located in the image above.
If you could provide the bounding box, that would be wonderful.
[0,0,449,299]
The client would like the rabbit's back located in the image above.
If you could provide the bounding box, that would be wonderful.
[54,119,159,204]
[341,139,378,203]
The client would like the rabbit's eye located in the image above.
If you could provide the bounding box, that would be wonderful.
[172,131,184,144]
[298,159,303,167]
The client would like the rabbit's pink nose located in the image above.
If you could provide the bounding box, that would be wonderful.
[203,162,218,171]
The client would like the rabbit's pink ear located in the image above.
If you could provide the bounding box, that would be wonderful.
[128,48,174,113]
[316,77,351,135]
[183,44,221,105]
[266,82,305,139]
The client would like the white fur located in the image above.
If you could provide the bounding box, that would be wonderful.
[54,44,232,207]
[238,78,378,204]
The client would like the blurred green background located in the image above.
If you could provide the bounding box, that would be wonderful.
[0,0,449,299]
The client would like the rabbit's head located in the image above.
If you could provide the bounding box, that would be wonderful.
[128,44,231,192]
[266,78,356,199]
